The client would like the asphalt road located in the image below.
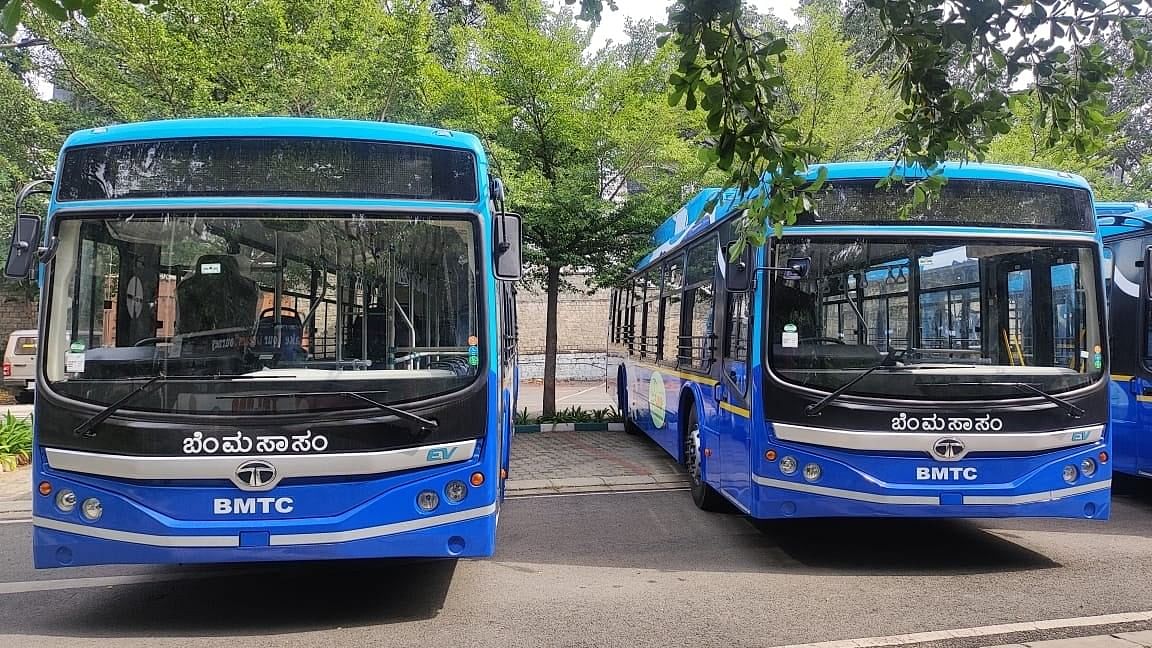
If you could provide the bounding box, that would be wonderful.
[3,480,1152,647]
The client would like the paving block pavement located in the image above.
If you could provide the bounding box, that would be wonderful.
[507,429,687,494]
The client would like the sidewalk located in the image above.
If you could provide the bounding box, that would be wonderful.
[986,632,1152,647]
[2,403,33,420]
[0,465,31,516]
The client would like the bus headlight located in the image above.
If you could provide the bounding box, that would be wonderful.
[444,480,468,503]
[1080,458,1097,478]
[81,498,103,521]
[55,489,76,513]
[417,490,440,512]
[803,463,822,482]
[780,456,798,475]
[1062,465,1078,484]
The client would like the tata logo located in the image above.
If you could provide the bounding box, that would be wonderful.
[213,497,294,514]
[916,466,978,481]
[931,437,967,461]
[427,447,458,462]
[233,459,278,491]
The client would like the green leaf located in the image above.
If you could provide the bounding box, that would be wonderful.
[31,0,68,20]
[0,0,23,37]
[806,166,829,193]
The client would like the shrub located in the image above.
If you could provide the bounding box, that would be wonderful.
[0,413,32,472]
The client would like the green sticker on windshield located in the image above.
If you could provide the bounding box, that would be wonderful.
[70,341,86,353]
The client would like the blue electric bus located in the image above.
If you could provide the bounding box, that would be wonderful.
[608,162,1111,519]
[3,117,522,567]
[1096,201,1152,477]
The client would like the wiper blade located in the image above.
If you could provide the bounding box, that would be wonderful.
[73,373,296,438]
[806,347,909,417]
[229,391,440,430]
[1014,382,1084,419]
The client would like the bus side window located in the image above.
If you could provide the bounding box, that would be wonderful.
[724,291,750,394]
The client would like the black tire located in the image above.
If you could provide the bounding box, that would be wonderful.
[619,368,641,435]
[14,390,33,404]
[683,406,727,512]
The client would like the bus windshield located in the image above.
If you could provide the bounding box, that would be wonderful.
[767,237,1104,401]
[44,212,481,414]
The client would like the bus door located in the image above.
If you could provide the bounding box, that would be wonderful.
[1133,245,1152,475]
[1095,236,1149,474]
[710,235,752,505]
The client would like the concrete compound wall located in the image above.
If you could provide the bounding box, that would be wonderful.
[516,272,610,381]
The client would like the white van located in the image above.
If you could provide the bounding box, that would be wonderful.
[3,329,37,403]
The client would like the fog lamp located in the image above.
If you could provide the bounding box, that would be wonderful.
[1062,465,1078,484]
[780,456,798,475]
[81,498,103,521]
[445,480,468,503]
[55,489,76,513]
[803,463,822,482]
[417,490,440,512]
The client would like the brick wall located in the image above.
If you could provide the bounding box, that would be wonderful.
[516,272,610,355]
[516,272,610,381]
[0,282,38,404]
[0,282,38,346]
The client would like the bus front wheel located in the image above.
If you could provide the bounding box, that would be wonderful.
[683,407,726,512]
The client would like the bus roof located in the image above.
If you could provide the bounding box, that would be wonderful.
[637,161,1094,270]
[1098,207,1152,240]
[60,117,487,155]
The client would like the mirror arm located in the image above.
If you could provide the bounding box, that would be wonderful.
[38,236,59,263]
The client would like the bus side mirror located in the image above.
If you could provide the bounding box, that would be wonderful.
[4,215,42,279]
[725,244,752,292]
[781,257,811,280]
[495,212,523,281]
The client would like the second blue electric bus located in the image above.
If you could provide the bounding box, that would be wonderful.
[609,162,1111,519]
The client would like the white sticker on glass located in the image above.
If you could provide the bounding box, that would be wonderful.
[65,352,85,373]
[201,263,222,275]
[782,323,798,348]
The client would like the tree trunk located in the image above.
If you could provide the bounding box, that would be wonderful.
[543,264,560,417]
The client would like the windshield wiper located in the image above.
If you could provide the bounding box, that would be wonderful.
[230,391,439,430]
[1014,382,1084,419]
[73,373,296,438]
[805,347,909,417]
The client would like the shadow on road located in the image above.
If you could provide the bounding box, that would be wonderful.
[0,558,457,638]
[498,490,1058,576]
[748,517,1058,575]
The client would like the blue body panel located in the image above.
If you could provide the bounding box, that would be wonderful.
[1097,204,1152,478]
[618,162,1111,520]
[29,117,514,567]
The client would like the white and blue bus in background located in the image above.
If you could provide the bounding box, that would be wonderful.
[608,162,1112,519]
[1095,201,1152,478]
[3,117,522,567]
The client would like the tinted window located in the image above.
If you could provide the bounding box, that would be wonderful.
[802,179,1094,231]
[58,138,478,202]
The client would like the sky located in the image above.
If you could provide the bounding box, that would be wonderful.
[574,0,801,50]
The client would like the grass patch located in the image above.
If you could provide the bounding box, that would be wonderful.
[0,412,32,472]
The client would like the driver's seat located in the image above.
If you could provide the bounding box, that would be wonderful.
[176,255,260,333]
